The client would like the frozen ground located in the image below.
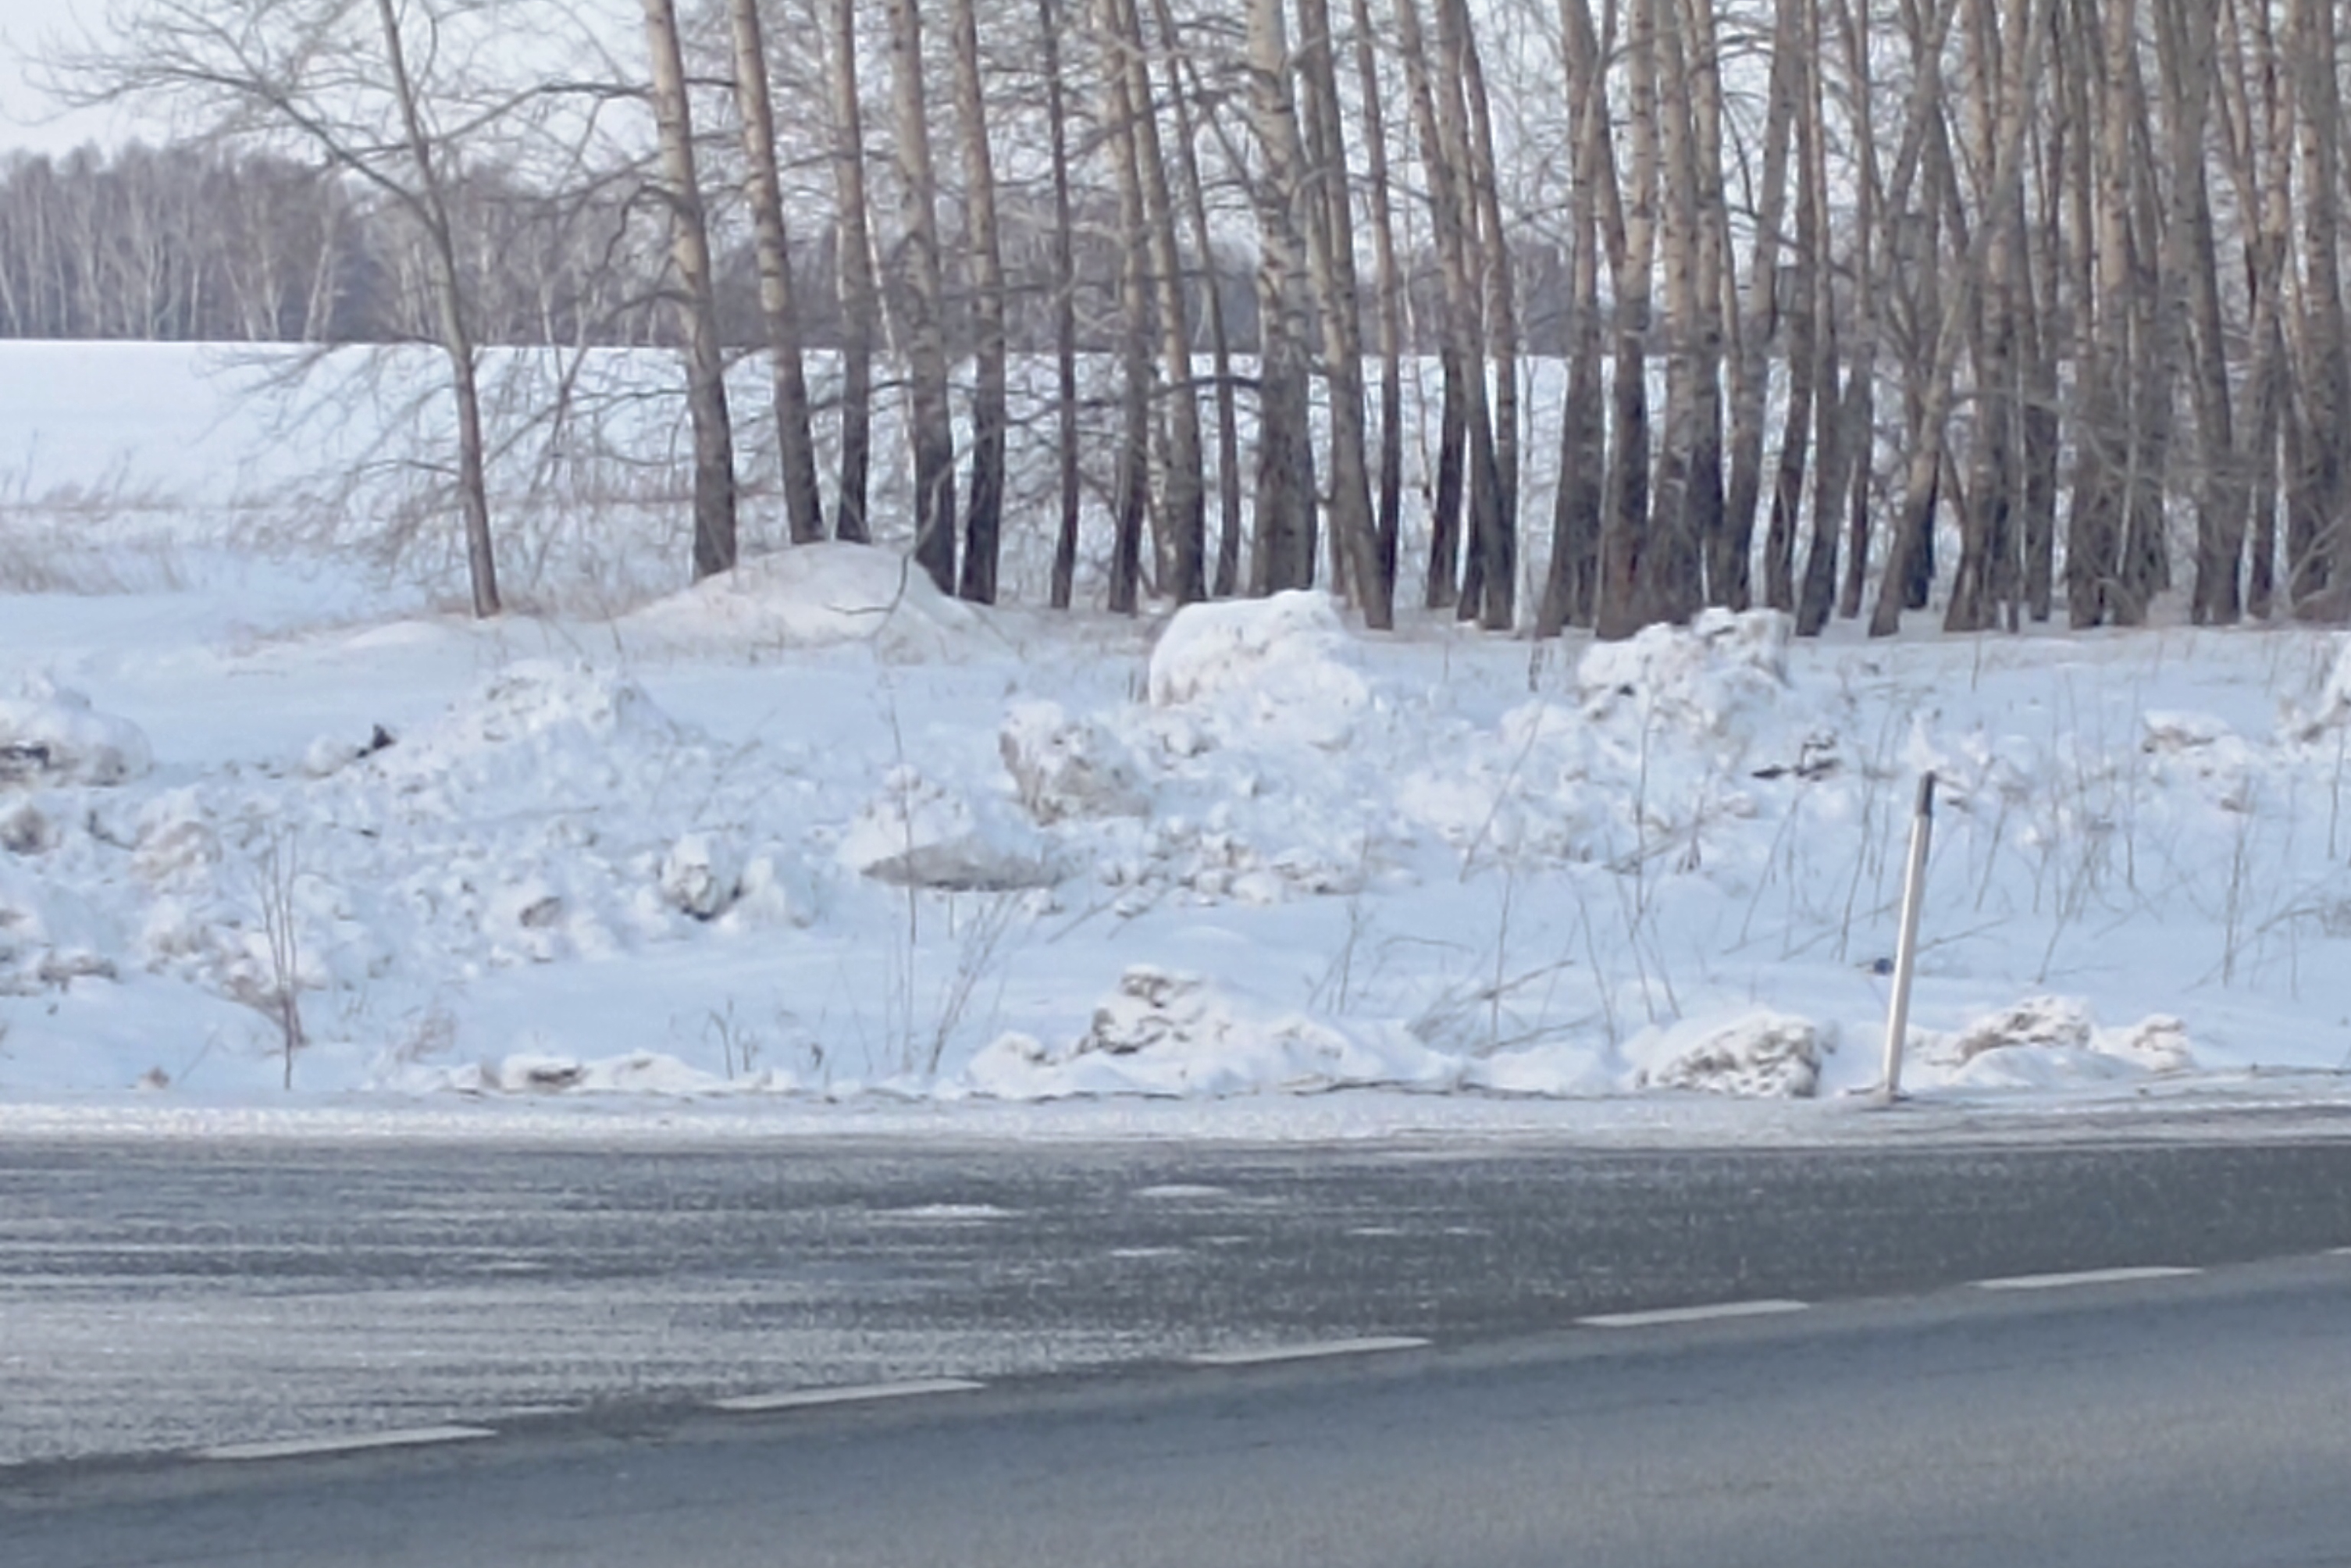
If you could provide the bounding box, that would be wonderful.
[7,346,2351,1129]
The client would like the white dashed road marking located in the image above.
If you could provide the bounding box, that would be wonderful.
[1973,1266,2202,1292]
[707,1378,985,1413]
[198,1426,497,1463]
[1577,1299,1811,1330]
[1188,1336,1430,1367]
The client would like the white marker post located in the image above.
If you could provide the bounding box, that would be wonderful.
[1877,772,1936,1104]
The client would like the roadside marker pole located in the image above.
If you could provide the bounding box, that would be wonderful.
[1878,772,1936,1104]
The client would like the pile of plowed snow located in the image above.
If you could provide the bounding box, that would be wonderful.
[9,570,2351,1107]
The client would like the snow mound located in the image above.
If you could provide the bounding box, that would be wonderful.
[621,543,988,662]
[392,660,673,760]
[406,1049,799,1096]
[1627,1010,1826,1099]
[0,679,152,786]
[658,832,743,919]
[1462,1039,1618,1097]
[1925,996,2196,1081]
[2284,635,2351,739]
[0,798,58,855]
[0,863,122,992]
[999,700,1148,823]
[838,765,1061,889]
[962,965,1459,1099]
[1147,591,1370,747]
[1576,608,1790,736]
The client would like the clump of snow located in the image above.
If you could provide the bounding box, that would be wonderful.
[300,724,394,780]
[962,966,1459,1099]
[0,679,151,786]
[620,543,988,662]
[1576,608,1790,737]
[659,832,742,919]
[2096,1014,2196,1074]
[838,765,1060,890]
[999,701,1148,823]
[1146,591,1370,748]
[384,659,673,767]
[1924,996,2195,1080]
[2283,635,2351,739]
[0,864,122,993]
[131,790,220,889]
[405,1049,797,1097]
[0,799,57,856]
[1627,1010,1826,1099]
[1462,1040,1618,1097]
[1937,995,2096,1061]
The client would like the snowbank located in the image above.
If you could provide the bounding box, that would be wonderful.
[620,543,989,661]
[1147,591,1370,748]
[0,679,151,786]
[962,968,1459,1099]
[5,549,2350,1115]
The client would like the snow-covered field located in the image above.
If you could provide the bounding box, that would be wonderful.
[7,344,2351,1130]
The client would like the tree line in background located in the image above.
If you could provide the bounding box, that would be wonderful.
[17,0,2351,636]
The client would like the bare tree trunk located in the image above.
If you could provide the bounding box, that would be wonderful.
[2157,0,2241,624]
[1872,0,2036,635]
[1157,0,1245,597]
[1541,0,1618,635]
[1836,0,1902,623]
[1103,0,1154,611]
[1044,0,1082,608]
[372,0,498,616]
[1350,0,1406,606]
[2019,87,2062,622]
[1767,11,1822,617]
[885,0,957,593]
[947,0,1006,602]
[1448,0,1517,627]
[1294,0,1386,625]
[2118,15,2175,622]
[828,0,877,543]
[2231,0,2290,618]
[1946,0,2014,631]
[1794,0,1847,636]
[1730,0,1801,611]
[1248,0,1323,596]
[1116,0,1206,605]
[1598,0,1657,639]
[1397,0,1494,615]
[1647,0,1704,623]
[642,0,738,582]
[2289,0,2350,617]
[1679,0,1732,610]
[728,0,824,547]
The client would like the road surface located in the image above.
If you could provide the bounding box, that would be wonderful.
[5,1131,2350,1468]
[9,1252,2350,1566]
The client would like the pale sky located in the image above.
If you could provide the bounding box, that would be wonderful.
[1,0,134,155]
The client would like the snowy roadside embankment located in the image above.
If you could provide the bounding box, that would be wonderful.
[5,554,2351,1112]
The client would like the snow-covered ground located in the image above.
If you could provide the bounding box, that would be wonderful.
[8,345,2351,1130]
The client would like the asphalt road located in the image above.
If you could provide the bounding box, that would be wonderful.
[9,1254,2351,1566]
[5,1131,2351,1472]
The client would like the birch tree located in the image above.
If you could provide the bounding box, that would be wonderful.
[642,0,736,581]
[728,0,824,546]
